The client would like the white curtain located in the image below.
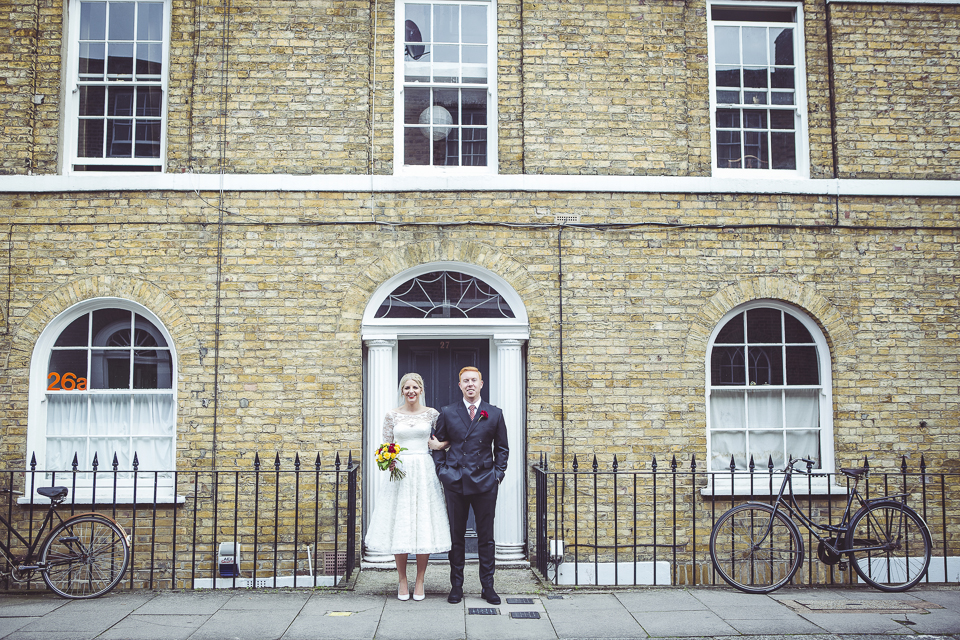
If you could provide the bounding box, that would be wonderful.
[46,392,173,472]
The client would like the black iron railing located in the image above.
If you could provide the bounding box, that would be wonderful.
[0,452,359,592]
[534,453,960,587]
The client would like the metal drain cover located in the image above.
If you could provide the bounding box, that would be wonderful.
[506,598,536,605]
[468,608,499,615]
[510,611,541,619]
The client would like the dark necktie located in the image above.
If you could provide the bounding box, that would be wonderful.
[469,405,476,421]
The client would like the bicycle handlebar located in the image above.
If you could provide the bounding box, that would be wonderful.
[785,457,819,473]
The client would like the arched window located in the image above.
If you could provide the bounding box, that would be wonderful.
[30,300,176,482]
[375,270,515,319]
[707,301,832,474]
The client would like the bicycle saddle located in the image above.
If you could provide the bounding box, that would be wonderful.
[37,486,68,500]
[839,467,868,478]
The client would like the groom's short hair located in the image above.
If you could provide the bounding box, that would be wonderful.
[459,366,482,381]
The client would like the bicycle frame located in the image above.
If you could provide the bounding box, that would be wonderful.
[0,503,63,578]
[764,459,909,559]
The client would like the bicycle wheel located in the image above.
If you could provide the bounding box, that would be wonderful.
[710,502,804,594]
[40,515,130,599]
[845,500,931,592]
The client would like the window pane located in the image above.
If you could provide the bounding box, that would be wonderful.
[404,127,430,165]
[747,390,781,430]
[786,346,818,384]
[770,110,793,130]
[743,131,767,168]
[79,42,105,76]
[108,1,135,40]
[771,132,796,170]
[47,437,87,470]
[89,437,131,468]
[434,4,458,42]
[462,5,486,43]
[714,26,740,65]
[77,119,105,157]
[785,429,819,466]
[133,342,172,388]
[47,396,87,436]
[711,430,746,470]
[771,91,794,106]
[743,67,766,89]
[80,2,106,40]
[49,350,89,386]
[135,121,162,158]
[715,312,744,343]
[91,349,130,388]
[54,314,90,347]
[747,307,781,343]
[90,394,132,435]
[749,429,784,468]
[771,28,794,65]
[136,42,162,76]
[743,110,767,129]
[716,130,741,168]
[783,313,813,342]
[133,395,174,435]
[716,109,740,129]
[108,87,135,116]
[711,346,745,385]
[715,66,740,88]
[136,86,162,116]
[742,27,767,65]
[404,88,430,124]
[748,345,783,385]
[770,67,794,89]
[137,2,164,40]
[107,120,133,157]
[785,390,819,427]
[93,308,132,345]
[107,42,134,76]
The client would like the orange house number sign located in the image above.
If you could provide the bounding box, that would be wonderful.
[47,372,88,391]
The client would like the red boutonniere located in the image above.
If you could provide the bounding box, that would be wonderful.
[479,410,488,420]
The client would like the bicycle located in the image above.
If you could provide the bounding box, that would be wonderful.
[0,485,130,598]
[709,457,932,594]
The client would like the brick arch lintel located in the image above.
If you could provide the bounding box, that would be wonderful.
[686,276,856,361]
[8,275,202,372]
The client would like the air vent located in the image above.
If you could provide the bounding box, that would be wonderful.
[554,214,580,224]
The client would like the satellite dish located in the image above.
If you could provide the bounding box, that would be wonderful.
[404,20,428,60]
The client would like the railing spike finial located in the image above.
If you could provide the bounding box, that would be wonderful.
[112,452,119,471]
[768,455,774,472]
[254,453,261,470]
[92,452,99,471]
[592,455,598,472]
[728,455,736,472]
[295,453,301,471]
[651,455,657,471]
[748,455,755,473]
[30,452,37,471]
[274,452,281,471]
[335,452,342,470]
[805,458,813,473]
[71,453,78,472]
[920,455,926,474]
[901,455,907,473]
[690,454,697,471]
[572,455,579,472]
[863,455,869,472]
[133,452,140,472]
[671,455,677,471]
[348,450,353,467]
[612,455,618,472]
[315,452,322,470]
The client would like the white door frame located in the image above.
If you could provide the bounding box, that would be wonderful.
[361,262,529,563]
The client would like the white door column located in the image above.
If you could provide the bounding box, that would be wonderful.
[362,337,397,564]
[493,338,526,561]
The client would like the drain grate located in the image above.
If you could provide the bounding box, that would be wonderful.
[506,598,536,605]
[468,608,499,616]
[510,611,541,619]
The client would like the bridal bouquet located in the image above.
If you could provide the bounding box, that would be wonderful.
[375,442,407,481]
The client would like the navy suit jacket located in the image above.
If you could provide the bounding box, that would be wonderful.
[433,400,509,496]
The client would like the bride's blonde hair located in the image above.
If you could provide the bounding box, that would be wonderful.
[398,372,426,408]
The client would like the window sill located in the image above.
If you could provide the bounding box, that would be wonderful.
[701,475,848,498]
[18,489,184,506]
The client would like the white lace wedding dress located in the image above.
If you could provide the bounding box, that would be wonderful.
[364,408,451,555]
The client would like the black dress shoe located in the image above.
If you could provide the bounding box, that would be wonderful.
[481,588,501,605]
[447,587,463,604]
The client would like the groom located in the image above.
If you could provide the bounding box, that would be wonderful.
[432,366,509,605]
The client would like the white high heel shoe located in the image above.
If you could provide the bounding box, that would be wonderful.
[398,584,410,601]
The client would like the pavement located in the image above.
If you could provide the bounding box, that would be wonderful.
[0,566,957,640]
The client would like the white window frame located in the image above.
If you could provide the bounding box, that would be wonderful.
[63,0,171,174]
[26,298,179,503]
[707,0,809,178]
[703,300,837,495]
[394,0,498,176]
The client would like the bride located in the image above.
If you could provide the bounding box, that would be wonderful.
[364,373,451,601]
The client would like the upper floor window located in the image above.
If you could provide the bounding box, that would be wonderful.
[396,0,497,173]
[707,301,832,474]
[28,300,177,500]
[65,0,170,173]
[708,2,807,176]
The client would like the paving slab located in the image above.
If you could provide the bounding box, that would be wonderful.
[461,594,555,640]
[282,594,384,640]
[190,608,300,640]
[97,613,208,640]
[724,613,828,635]
[133,591,233,615]
[796,611,913,634]
[0,595,66,618]
[615,590,709,612]
[542,593,645,639]
[890,608,960,635]
[375,595,468,640]
[631,608,739,637]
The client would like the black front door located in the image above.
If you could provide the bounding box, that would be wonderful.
[398,339,488,557]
